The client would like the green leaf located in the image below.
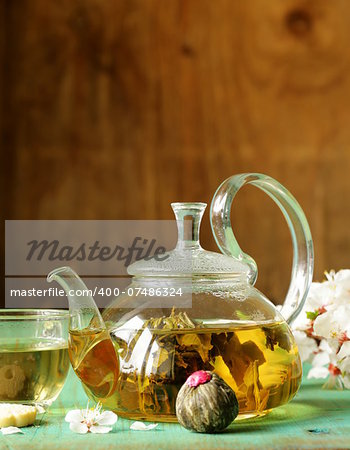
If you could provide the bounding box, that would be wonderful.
[306,311,319,321]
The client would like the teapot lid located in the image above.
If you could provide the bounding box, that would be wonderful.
[128,202,250,277]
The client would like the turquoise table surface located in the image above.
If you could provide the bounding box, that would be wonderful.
[1,365,350,450]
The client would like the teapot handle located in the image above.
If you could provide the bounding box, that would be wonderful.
[210,173,314,325]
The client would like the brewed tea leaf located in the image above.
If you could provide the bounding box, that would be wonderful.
[263,325,291,352]
[243,361,269,411]
[176,333,213,363]
[241,340,265,366]
[151,339,176,378]
[211,333,265,386]
[143,307,200,331]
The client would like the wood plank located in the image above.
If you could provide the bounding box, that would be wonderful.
[2,0,350,306]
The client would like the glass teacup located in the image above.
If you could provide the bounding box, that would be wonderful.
[0,309,70,407]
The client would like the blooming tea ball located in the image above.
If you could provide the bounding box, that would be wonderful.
[175,370,238,433]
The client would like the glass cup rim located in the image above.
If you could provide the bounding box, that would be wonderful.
[0,308,69,321]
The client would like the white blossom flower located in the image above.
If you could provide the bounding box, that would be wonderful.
[337,341,350,373]
[328,269,350,298]
[65,402,118,434]
[130,421,158,431]
[311,347,331,368]
[0,426,24,435]
[307,281,334,309]
[318,339,333,358]
[291,310,311,332]
[313,305,350,342]
[342,375,350,389]
[307,366,329,379]
[292,269,350,388]
[292,280,332,331]
[307,340,333,380]
[293,330,317,362]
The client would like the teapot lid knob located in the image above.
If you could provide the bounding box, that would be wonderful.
[171,202,206,250]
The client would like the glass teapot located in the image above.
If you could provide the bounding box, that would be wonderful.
[48,173,313,421]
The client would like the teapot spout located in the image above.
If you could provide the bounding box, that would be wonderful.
[47,267,119,404]
[47,266,105,331]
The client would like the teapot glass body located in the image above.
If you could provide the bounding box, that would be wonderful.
[97,276,302,421]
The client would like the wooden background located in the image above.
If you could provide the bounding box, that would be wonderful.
[2,0,350,307]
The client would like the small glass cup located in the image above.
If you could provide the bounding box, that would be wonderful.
[0,309,70,407]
